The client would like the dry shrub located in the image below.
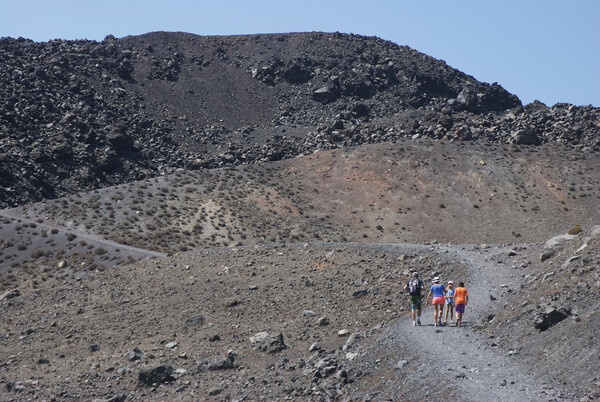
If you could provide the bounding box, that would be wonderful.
[567,224,582,235]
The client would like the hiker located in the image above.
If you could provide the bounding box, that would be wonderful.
[453,281,469,327]
[424,277,446,327]
[403,271,424,326]
[443,280,455,325]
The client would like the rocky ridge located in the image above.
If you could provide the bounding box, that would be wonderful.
[1,32,599,208]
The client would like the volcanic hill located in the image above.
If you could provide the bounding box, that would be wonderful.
[0,32,599,401]
[1,31,598,208]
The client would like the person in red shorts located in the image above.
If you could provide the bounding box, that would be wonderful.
[424,277,446,327]
[453,281,469,327]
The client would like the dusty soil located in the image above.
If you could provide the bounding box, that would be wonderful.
[1,236,597,400]
[2,139,598,290]
[0,243,462,400]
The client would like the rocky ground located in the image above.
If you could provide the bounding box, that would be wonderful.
[1,31,599,401]
[0,242,463,400]
[481,226,600,398]
[1,233,598,401]
[0,138,598,400]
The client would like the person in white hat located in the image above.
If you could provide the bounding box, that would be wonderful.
[424,276,446,327]
[443,281,455,325]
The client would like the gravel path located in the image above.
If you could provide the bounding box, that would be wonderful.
[388,243,571,401]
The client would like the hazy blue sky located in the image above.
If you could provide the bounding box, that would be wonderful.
[1,0,598,107]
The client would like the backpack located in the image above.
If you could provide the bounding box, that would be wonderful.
[408,278,420,295]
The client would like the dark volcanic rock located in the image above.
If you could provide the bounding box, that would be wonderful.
[202,353,237,371]
[511,128,540,145]
[138,365,175,386]
[533,305,570,331]
[313,86,339,103]
[0,32,597,208]
[184,314,205,327]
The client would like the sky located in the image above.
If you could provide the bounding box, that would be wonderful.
[1,0,598,107]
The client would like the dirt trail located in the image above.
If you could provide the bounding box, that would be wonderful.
[0,210,167,259]
[391,244,572,401]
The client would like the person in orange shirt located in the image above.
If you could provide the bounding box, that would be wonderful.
[452,281,469,327]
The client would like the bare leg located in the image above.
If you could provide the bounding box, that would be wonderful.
[434,305,442,326]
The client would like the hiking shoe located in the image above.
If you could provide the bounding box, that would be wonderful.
[412,321,416,326]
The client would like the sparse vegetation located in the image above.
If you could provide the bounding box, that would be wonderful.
[568,224,583,235]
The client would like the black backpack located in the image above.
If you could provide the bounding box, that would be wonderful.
[408,278,421,295]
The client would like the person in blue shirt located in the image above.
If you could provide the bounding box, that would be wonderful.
[443,281,455,325]
[424,277,446,327]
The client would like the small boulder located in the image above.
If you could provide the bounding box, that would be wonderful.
[544,234,578,250]
[203,352,237,371]
[312,86,338,103]
[250,332,286,353]
[511,129,540,145]
[541,234,578,262]
[395,360,408,369]
[533,305,570,331]
[352,289,368,298]
[184,314,205,327]
[0,289,20,301]
[138,365,175,386]
[126,347,144,362]
[107,131,134,154]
